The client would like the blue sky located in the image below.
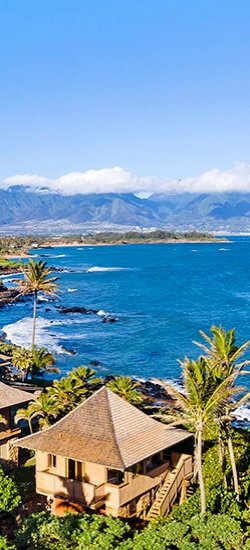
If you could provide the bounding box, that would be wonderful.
[1,0,250,193]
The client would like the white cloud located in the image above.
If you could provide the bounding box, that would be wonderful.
[3,162,250,195]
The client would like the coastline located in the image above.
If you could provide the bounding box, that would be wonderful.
[2,253,29,259]
[38,238,228,248]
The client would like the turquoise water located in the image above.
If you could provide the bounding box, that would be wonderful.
[1,238,250,389]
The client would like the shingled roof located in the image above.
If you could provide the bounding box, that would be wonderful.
[0,381,32,409]
[17,386,192,470]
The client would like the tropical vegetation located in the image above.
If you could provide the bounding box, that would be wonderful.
[1,325,250,548]
[155,356,243,514]
[106,376,144,405]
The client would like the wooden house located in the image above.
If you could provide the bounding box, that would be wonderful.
[17,387,193,519]
[0,381,32,463]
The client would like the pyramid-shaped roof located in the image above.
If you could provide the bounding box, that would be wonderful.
[17,386,191,470]
[0,381,32,409]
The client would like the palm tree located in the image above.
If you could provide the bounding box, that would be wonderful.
[106,376,144,405]
[15,406,36,434]
[22,391,59,430]
[194,326,250,498]
[194,326,250,376]
[69,366,102,394]
[15,260,59,348]
[49,376,88,417]
[155,357,239,514]
[31,347,60,379]
[12,347,33,381]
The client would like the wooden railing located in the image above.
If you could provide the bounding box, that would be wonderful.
[146,453,193,520]
[37,471,108,509]
[160,454,192,516]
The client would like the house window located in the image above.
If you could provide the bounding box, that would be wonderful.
[107,469,124,485]
[145,453,163,472]
[68,459,83,480]
[48,454,57,469]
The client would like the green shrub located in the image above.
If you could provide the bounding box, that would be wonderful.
[0,467,21,513]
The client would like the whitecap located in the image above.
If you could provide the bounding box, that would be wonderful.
[2,317,66,354]
[67,288,78,292]
[0,272,23,279]
[151,377,184,393]
[97,309,108,316]
[219,248,230,251]
[85,266,129,273]
[50,254,67,258]
[234,405,250,422]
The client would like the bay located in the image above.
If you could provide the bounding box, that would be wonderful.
[1,238,250,394]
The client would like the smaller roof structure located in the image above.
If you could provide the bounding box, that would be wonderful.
[0,381,32,409]
[17,387,192,470]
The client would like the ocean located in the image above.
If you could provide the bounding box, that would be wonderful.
[1,238,250,409]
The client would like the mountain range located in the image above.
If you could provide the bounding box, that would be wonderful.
[1,186,250,233]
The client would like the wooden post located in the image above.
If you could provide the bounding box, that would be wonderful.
[180,479,189,504]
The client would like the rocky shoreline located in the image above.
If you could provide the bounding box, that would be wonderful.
[0,288,20,308]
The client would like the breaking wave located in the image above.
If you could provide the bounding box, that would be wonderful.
[2,317,67,354]
[97,309,108,315]
[234,405,250,422]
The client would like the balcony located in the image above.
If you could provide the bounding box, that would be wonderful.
[36,460,170,511]
[36,470,105,508]
[0,427,21,442]
[104,461,170,508]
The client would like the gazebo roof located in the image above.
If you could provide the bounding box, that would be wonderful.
[0,381,32,409]
[17,386,192,470]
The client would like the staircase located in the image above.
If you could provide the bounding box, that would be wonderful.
[146,454,192,521]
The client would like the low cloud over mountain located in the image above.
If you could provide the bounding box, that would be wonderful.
[3,162,250,196]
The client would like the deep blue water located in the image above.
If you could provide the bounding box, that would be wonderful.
[1,238,250,390]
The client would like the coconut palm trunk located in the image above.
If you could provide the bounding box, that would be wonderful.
[32,289,38,349]
[226,427,240,500]
[196,427,206,514]
[27,416,33,434]
[218,427,227,489]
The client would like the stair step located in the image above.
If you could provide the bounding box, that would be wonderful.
[146,458,191,521]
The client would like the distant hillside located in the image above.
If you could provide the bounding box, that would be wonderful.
[1,186,250,233]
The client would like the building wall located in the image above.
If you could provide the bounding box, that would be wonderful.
[84,462,106,485]
[34,448,193,519]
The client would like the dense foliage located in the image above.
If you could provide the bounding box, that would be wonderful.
[12,508,250,549]
[0,467,21,513]
[14,512,131,550]
[66,230,218,244]
[0,259,23,272]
